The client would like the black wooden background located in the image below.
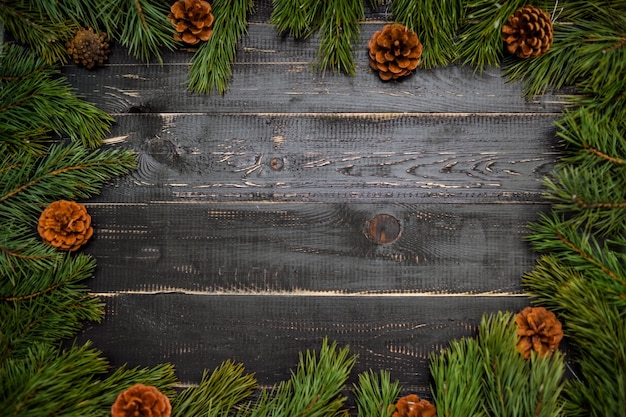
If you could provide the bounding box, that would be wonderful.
[66,1,564,398]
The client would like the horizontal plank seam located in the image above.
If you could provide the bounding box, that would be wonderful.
[90,290,526,297]
[108,112,564,117]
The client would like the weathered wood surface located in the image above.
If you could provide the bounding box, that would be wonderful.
[67,2,564,400]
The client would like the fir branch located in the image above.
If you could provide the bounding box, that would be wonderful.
[0,44,114,152]
[0,250,94,300]
[172,360,256,417]
[187,0,253,95]
[0,342,109,416]
[0,290,102,363]
[524,259,626,416]
[352,370,400,417]
[456,0,527,71]
[0,143,136,221]
[315,0,363,76]
[478,312,564,417]
[541,166,626,236]
[429,337,486,417]
[270,0,323,40]
[504,9,626,97]
[100,0,177,63]
[0,1,75,64]
[0,224,64,285]
[527,213,626,293]
[241,338,356,417]
[555,107,626,168]
[391,0,464,68]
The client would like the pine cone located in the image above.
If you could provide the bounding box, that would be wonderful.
[392,394,437,417]
[368,23,423,81]
[111,384,172,417]
[38,200,93,251]
[169,0,215,45]
[502,5,553,58]
[515,306,564,359]
[66,27,110,69]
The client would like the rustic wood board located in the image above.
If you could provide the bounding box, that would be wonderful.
[67,3,564,399]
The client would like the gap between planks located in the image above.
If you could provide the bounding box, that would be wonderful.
[91,290,526,297]
[106,111,565,118]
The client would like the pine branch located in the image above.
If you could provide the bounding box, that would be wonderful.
[0,342,177,417]
[524,258,626,416]
[270,0,323,40]
[478,312,565,417]
[241,338,356,417]
[456,0,527,72]
[352,370,400,417]
[527,212,626,293]
[0,254,102,362]
[429,337,486,417]
[0,143,136,222]
[0,44,114,152]
[172,360,256,417]
[504,7,626,97]
[0,342,109,416]
[100,0,177,63]
[391,0,464,68]
[187,0,253,95]
[0,1,75,64]
[315,0,363,76]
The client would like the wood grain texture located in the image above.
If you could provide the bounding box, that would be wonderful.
[83,201,545,295]
[93,112,559,203]
[78,293,528,393]
[65,0,565,397]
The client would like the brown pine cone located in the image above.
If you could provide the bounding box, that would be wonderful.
[392,394,437,417]
[368,23,423,81]
[515,306,564,359]
[169,0,215,45]
[66,27,110,69]
[502,5,553,58]
[38,200,93,251]
[111,384,172,417]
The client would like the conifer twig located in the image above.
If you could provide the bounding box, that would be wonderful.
[187,0,253,95]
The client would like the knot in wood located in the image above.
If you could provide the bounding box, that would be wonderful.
[366,214,401,244]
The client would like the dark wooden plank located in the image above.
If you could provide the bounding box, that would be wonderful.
[62,23,567,114]
[77,293,528,393]
[93,112,559,203]
[84,201,545,294]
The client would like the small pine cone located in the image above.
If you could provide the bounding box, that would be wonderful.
[168,0,215,45]
[502,5,553,58]
[111,384,172,417]
[392,394,437,417]
[38,200,94,251]
[368,23,423,81]
[66,27,110,69]
[516,306,564,359]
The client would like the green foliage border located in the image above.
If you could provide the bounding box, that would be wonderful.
[1,0,626,415]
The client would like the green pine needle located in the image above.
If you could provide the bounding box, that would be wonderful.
[172,360,256,417]
[0,143,136,220]
[391,0,464,68]
[353,370,400,417]
[456,0,528,72]
[0,2,75,64]
[315,0,363,76]
[187,0,253,95]
[242,338,356,417]
[0,44,114,152]
[429,337,486,417]
[100,0,177,64]
[271,0,323,39]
